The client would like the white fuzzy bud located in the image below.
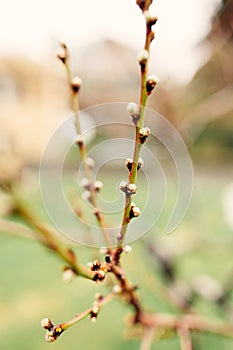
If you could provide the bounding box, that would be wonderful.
[80,177,89,188]
[137,49,149,64]
[127,183,137,194]
[41,318,52,329]
[92,306,99,314]
[119,180,127,191]
[139,127,150,137]
[147,74,159,85]
[131,206,141,218]
[45,331,56,342]
[63,269,75,283]
[112,285,122,294]
[94,181,103,191]
[123,245,132,254]
[127,102,138,115]
[71,76,82,92]
[139,127,150,143]
[146,74,159,94]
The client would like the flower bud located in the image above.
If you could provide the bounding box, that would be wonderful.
[137,49,149,70]
[57,52,66,64]
[139,127,150,144]
[112,285,122,294]
[146,74,159,95]
[41,318,53,330]
[45,331,57,342]
[119,180,127,192]
[127,102,138,115]
[145,11,158,27]
[71,77,82,93]
[94,181,103,192]
[90,315,97,322]
[93,306,99,314]
[127,183,137,194]
[123,245,132,254]
[63,268,75,283]
[75,135,84,146]
[94,293,103,301]
[93,269,105,283]
[138,157,144,170]
[125,158,133,171]
[130,205,141,219]
[127,102,140,125]
[91,260,101,271]
[80,177,90,189]
[105,254,112,263]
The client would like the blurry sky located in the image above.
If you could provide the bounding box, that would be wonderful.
[0,0,221,83]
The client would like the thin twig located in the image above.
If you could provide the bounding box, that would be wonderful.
[116,2,158,251]
[42,292,115,342]
[140,327,155,350]
[0,219,44,241]
[138,312,233,338]
[58,43,112,248]
[12,192,94,280]
[177,326,193,350]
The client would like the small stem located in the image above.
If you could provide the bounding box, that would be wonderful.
[116,8,155,250]
[140,327,155,350]
[61,292,115,331]
[0,219,44,241]
[12,192,94,280]
[60,44,112,249]
[42,292,116,342]
[139,312,233,338]
[178,326,193,350]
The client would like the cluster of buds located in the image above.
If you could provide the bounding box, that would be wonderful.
[81,178,103,192]
[127,102,140,125]
[139,127,150,144]
[41,318,63,343]
[89,260,106,283]
[125,157,144,172]
[90,305,100,323]
[90,293,103,322]
[119,181,137,195]
[81,179,103,205]
[129,202,141,219]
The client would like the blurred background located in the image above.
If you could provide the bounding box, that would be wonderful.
[0,0,233,349]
